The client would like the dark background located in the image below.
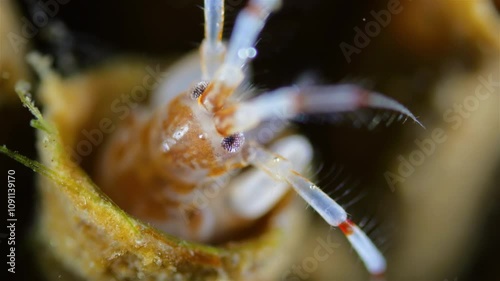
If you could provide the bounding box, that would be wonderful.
[1,0,499,280]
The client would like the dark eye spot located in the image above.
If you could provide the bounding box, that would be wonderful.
[221,133,245,153]
[190,81,209,99]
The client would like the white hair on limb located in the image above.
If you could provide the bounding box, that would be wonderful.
[245,142,387,275]
[215,84,423,135]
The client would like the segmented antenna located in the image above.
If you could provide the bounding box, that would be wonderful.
[201,0,226,80]
[199,0,282,111]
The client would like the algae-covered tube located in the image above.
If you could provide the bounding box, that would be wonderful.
[4,58,308,280]
[1,1,427,280]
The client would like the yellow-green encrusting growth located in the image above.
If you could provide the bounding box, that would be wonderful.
[0,56,307,281]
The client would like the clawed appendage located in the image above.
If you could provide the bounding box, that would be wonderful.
[142,0,425,276]
[198,0,393,276]
[214,84,423,135]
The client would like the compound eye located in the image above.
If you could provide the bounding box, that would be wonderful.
[190,81,209,99]
[221,132,245,153]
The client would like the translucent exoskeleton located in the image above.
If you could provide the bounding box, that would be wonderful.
[95,0,421,276]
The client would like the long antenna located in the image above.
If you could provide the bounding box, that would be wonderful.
[201,0,226,80]
[199,0,282,112]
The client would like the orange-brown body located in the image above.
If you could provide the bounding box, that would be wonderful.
[96,90,249,241]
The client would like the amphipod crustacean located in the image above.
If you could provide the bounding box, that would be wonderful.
[95,0,421,277]
[0,0,424,280]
